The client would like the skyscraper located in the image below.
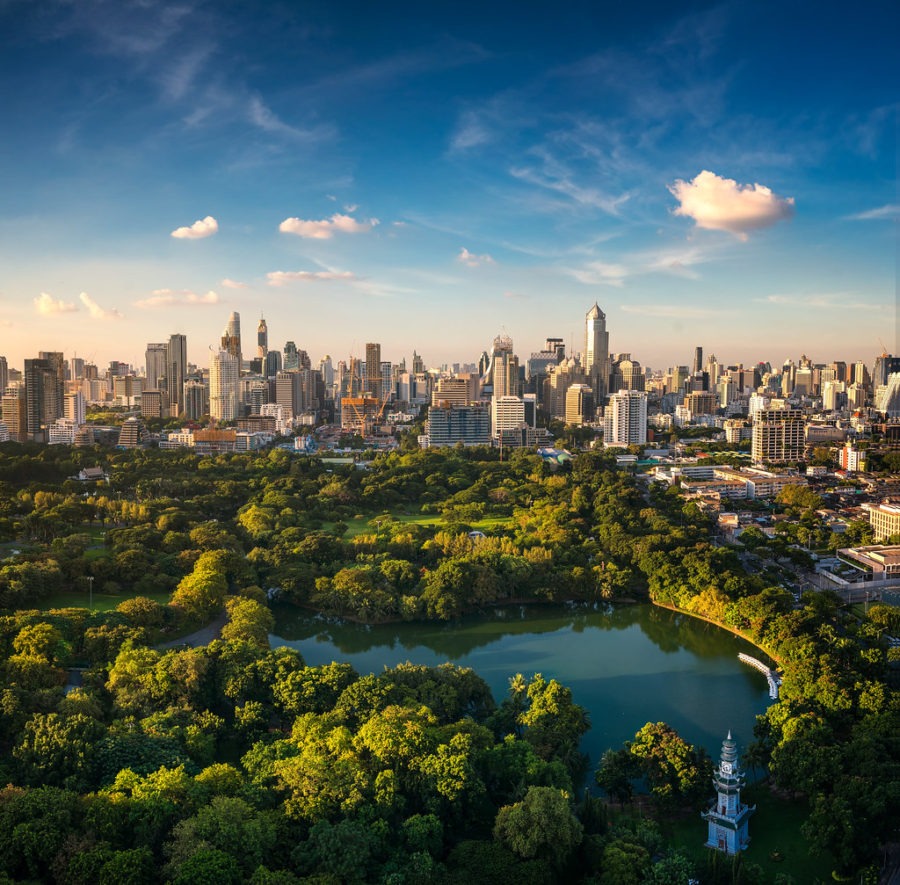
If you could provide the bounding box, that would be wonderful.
[167,333,187,415]
[365,342,382,401]
[603,390,647,446]
[693,346,704,375]
[24,357,64,439]
[145,343,168,390]
[585,303,609,402]
[257,316,268,359]
[0,356,7,393]
[751,408,805,464]
[210,349,239,421]
[221,311,242,366]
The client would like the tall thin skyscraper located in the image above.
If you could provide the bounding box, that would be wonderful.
[257,316,268,359]
[145,343,168,390]
[25,357,63,438]
[584,303,609,402]
[0,356,7,393]
[693,346,703,376]
[221,311,242,367]
[167,334,187,415]
[366,342,382,401]
[209,349,239,421]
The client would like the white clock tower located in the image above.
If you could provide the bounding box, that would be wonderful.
[702,731,755,854]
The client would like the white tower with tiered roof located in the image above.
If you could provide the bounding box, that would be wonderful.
[702,731,755,854]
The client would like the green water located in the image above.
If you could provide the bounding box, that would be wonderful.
[271,602,772,766]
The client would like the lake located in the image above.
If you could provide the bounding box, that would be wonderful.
[270,602,773,767]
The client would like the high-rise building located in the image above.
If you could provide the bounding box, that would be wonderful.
[64,391,86,425]
[145,343,168,389]
[283,341,299,371]
[565,383,594,426]
[183,380,208,421]
[603,390,647,446]
[424,403,491,447]
[24,357,64,439]
[257,316,268,359]
[693,346,703,375]
[365,343,382,401]
[751,407,805,464]
[0,391,27,442]
[221,312,242,366]
[585,303,609,402]
[210,350,239,421]
[0,356,7,393]
[167,334,187,415]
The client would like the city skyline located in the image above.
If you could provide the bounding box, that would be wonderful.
[0,1,897,370]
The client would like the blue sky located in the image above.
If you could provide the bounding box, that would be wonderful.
[0,0,897,374]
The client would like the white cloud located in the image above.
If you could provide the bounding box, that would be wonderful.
[135,288,220,308]
[34,292,78,316]
[669,170,794,239]
[171,215,219,239]
[267,270,357,286]
[221,278,248,289]
[79,292,123,319]
[278,213,378,239]
[845,203,899,221]
[457,247,495,267]
[569,261,629,287]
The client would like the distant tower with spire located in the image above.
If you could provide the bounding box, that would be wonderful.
[584,303,609,402]
[702,731,755,854]
[257,316,268,359]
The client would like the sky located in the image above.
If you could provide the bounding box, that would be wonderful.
[0,0,897,375]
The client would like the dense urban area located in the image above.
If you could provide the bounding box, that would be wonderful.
[1,305,900,884]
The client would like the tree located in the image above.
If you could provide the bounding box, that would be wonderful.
[595,748,639,805]
[493,786,583,867]
[629,722,711,810]
[221,597,274,648]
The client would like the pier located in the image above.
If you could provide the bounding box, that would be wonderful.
[738,652,781,699]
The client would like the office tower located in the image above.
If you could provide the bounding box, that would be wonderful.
[64,391,85,425]
[424,403,491,447]
[412,351,425,374]
[117,416,147,448]
[0,356,8,393]
[275,371,303,419]
[221,311,242,365]
[491,395,526,440]
[265,350,283,378]
[145,343,168,390]
[832,361,848,383]
[365,343,382,401]
[167,334,187,414]
[852,360,871,390]
[603,390,648,446]
[610,355,645,393]
[209,350,239,421]
[24,357,64,438]
[141,389,168,419]
[283,341,299,370]
[751,408,805,464]
[585,303,609,402]
[70,357,85,382]
[183,380,208,421]
[565,383,594,426]
[257,316,268,359]
[0,391,26,442]
[693,346,703,376]
[706,354,720,388]
[545,338,566,361]
[544,357,587,419]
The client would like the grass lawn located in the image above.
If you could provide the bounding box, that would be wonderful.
[653,784,834,883]
[333,510,515,539]
[40,588,172,613]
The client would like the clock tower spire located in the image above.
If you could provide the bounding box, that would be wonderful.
[702,731,755,854]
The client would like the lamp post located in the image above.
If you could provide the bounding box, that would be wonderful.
[87,575,93,611]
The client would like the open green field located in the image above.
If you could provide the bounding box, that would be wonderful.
[332,510,515,539]
[655,784,834,882]
[40,588,171,613]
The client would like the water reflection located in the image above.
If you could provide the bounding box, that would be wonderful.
[270,602,771,762]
